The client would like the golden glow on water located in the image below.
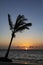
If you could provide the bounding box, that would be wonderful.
[24,62,28,64]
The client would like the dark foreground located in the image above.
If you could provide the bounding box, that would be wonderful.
[0,57,43,65]
[0,57,12,62]
[0,62,43,65]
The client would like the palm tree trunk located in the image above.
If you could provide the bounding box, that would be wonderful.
[5,35,13,58]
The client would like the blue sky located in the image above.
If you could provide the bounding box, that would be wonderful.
[0,0,43,49]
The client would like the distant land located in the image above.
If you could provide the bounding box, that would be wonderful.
[0,45,43,50]
[0,48,43,51]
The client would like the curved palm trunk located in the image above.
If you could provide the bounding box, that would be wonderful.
[5,32,14,58]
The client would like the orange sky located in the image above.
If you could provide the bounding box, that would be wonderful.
[0,35,43,49]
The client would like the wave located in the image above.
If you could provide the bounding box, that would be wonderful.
[12,57,43,64]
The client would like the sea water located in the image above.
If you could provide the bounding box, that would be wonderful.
[0,49,43,64]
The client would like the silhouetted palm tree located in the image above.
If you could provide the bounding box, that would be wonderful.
[5,14,32,58]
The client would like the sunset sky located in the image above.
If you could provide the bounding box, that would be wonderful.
[0,0,43,49]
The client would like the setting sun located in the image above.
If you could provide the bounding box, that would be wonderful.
[25,48,28,50]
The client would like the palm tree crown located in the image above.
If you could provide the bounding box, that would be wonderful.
[8,14,32,37]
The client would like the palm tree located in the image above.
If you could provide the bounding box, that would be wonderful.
[5,14,32,58]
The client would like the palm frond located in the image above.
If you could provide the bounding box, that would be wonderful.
[24,23,32,27]
[16,15,24,24]
[8,14,13,30]
[15,26,29,32]
[14,15,27,30]
[14,18,27,30]
[14,15,22,28]
[15,23,32,32]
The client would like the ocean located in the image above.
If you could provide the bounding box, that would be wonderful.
[0,49,43,64]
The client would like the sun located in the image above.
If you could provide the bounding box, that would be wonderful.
[25,48,28,50]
